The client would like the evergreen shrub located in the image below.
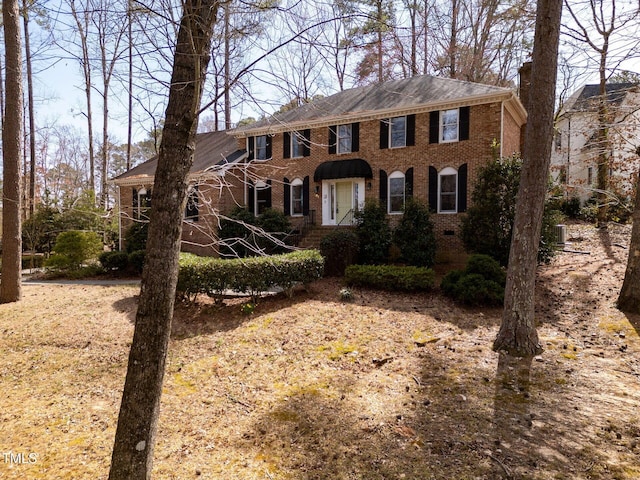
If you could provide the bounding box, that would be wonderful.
[392,199,437,267]
[45,230,103,271]
[99,251,130,271]
[354,200,391,265]
[440,254,505,306]
[319,230,360,276]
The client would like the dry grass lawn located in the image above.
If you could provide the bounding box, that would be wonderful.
[1,222,640,479]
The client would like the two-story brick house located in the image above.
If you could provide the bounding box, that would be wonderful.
[113,73,527,260]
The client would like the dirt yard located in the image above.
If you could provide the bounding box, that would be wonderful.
[1,222,639,479]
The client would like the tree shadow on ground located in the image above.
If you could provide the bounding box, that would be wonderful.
[170,287,313,340]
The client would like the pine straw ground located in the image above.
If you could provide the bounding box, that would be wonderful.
[1,222,640,480]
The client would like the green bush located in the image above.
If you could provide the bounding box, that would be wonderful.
[393,199,437,267]
[177,250,324,303]
[354,200,391,265]
[99,251,130,271]
[128,250,146,274]
[344,264,435,291]
[45,230,103,271]
[218,207,292,257]
[124,222,149,254]
[559,196,581,218]
[460,154,560,266]
[319,230,360,276]
[440,254,505,306]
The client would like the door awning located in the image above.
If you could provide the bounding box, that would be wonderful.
[313,159,373,182]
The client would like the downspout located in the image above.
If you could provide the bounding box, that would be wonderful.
[117,185,123,251]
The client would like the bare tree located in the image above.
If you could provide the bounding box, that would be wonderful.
[493,0,563,357]
[108,0,220,477]
[1,0,24,303]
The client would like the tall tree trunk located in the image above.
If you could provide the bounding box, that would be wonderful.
[23,0,36,218]
[1,0,23,304]
[617,153,640,313]
[449,0,457,78]
[126,0,133,171]
[224,0,231,130]
[596,37,611,227]
[108,1,219,478]
[493,0,563,357]
[71,0,96,195]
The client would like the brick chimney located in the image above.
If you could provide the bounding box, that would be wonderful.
[518,61,532,112]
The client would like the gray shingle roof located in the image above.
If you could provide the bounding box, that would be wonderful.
[566,83,637,112]
[233,75,515,135]
[112,131,246,184]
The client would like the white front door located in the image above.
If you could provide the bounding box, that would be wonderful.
[322,179,365,225]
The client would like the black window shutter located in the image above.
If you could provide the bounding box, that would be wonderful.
[284,177,291,215]
[265,136,272,159]
[352,123,360,152]
[266,179,272,208]
[405,167,414,199]
[248,137,255,160]
[132,188,138,208]
[303,176,310,215]
[283,132,291,159]
[379,169,388,209]
[459,106,470,141]
[428,166,438,211]
[429,111,439,144]
[248,182,255,213]
[457,163,468,212]
[303,129,311,156]
[380,120,389,149]
[328,126,337,154]
[406,114,416,146]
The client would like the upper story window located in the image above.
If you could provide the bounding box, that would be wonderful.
[390,116,407,148]
[338,124,352,153]
[284,130,311,159]
[248,135,271,160]
[329,123,359,154]
[388,171,405,213]
[440,109,459,142]
[439,167,458,213]
[380,115,415,149]
[255,135,267,160]
[429,107,469,144]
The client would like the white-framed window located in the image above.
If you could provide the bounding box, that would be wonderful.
[291,132,303,158]
[184,185,199,222]
[255,180,270,215]
[388,171,405,213]
[439,167,458,213]
[390,116,407,148]
[588,166,593,186]
[291,178,304,216]
[255,135,268,160]
[338,124,352,154]
[440,109,459,143]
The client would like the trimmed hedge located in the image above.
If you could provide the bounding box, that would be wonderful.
[344,264,435,291]
[177,249,324,303]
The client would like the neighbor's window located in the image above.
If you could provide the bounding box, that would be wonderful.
[439,167,457,213]
[255,181,270,215]
[338,124,352,154]
[291,178,304,216]
[440,109,459,142]
[390,116,407,148]
[388,171,405,213]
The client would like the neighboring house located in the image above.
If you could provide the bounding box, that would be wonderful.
[113,72,528,261]
[551,82,640,203]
